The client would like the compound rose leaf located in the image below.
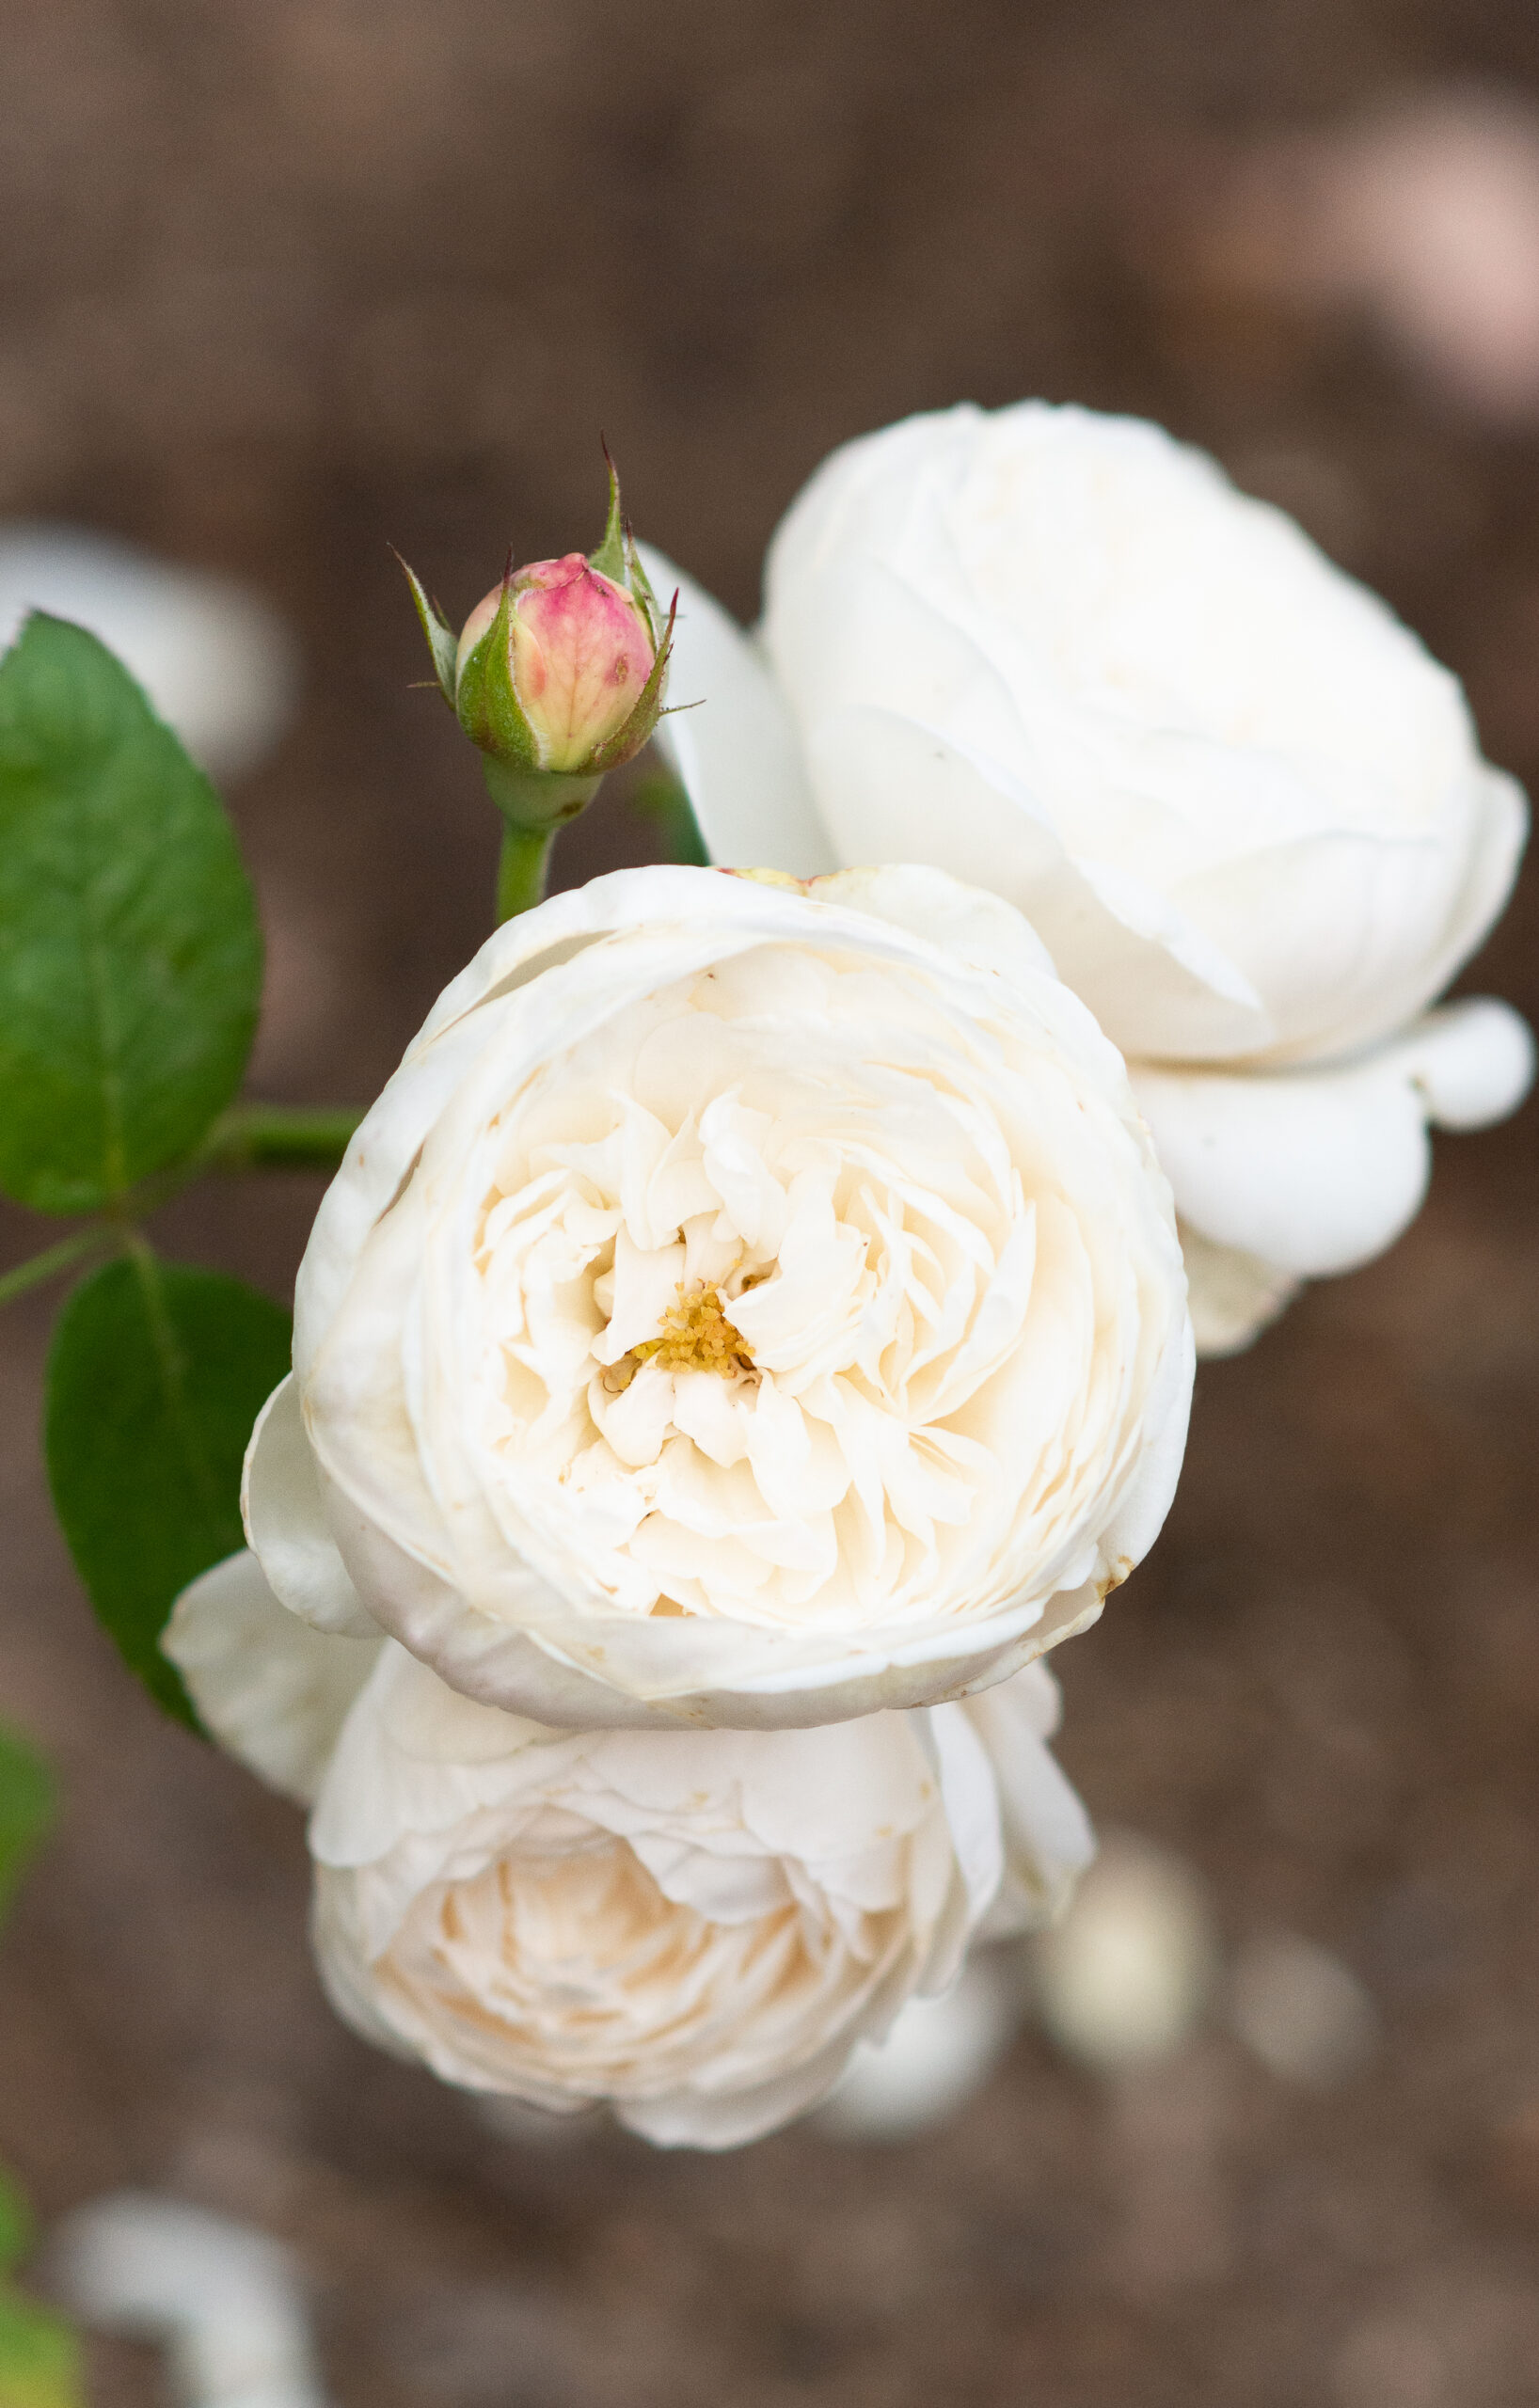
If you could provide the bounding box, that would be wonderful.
[45,1254,291,1729]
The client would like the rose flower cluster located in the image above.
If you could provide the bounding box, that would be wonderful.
[171,401,1528,2147]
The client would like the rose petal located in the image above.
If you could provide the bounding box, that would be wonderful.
[636,545,836,878]
[163,1549,380,1806]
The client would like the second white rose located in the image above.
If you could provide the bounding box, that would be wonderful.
[644,402,1531,1351]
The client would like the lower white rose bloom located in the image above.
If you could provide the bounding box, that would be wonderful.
[242,862,1190,1729]
[165,1552,1094,2149]
[642,402,1531,1353]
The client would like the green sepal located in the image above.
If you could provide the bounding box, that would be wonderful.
[393,552,459,706]
[623,522,664,647]
[589,451,664,645]
[588,447,627,586]
[454,576,541,774]
[0,615,262,1216]
[482,762,601,836]
[0,1729,53,1926]
[45,1248,293,1730]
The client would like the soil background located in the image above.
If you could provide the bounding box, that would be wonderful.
[3,2,1539,2401]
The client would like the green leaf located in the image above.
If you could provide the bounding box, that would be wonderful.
[0,1730,53,1926]
[0,614,262,1215]
[45,1251,292,1728]
[0,2285,82,2408]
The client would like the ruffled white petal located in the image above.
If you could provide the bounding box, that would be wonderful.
[762,399,1528,1067]
[269,863,1189,1729]
[1398,994,1535,1128]
[306,1648,1090,2147]
[635,545,835,879]
[960,1662,1097,1933]
[800,701,1275,1061]
[1134,1054,1429,1275]
[163,1550,381,1807]
[242,1377,376,1639]
[1134,996,1534,1277]
[1178,1225,1299,1359]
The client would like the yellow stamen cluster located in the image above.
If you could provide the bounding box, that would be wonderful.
[606,1282,756,1392]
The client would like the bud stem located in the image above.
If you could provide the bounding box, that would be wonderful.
[484,762,604,922]
[495,822,557,922]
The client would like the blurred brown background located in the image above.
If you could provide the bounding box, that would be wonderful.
[3,1,1539,2401]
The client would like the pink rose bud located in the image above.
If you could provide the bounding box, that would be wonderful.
[398,453,675,807]
[454,551,657,775]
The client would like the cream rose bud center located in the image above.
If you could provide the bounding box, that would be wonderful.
[247,863,1192,1729]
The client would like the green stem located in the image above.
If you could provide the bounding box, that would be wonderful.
[198,1102,366,1173]
[0,1109,366,1316]
[483,761,603,924]
[497,822,557,923]
[0,1224,114,1309]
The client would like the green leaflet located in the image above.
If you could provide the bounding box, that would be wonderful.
[0,615,262,1214]
[0,2178,74,2408]
[0,2285,80,2408]
[45,1253,292,1727]
[0,1766,76,2408]
[0,1731,52,1925]
[0,2173,28,2280]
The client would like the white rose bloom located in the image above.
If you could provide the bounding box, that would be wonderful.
[239,863,1190,1730]
[642,403,1531,1353]
[164,1553,1093,2149]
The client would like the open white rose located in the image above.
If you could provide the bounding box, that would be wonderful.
[643,402,1531,1352]
[241,862,1189,1730]
[165,1552,1093,2148]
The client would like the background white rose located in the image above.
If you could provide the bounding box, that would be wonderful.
[165,1553,1093,2149]
[239,862,1191,1731]
[642,401,1531,1352]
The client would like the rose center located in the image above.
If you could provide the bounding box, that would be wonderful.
[607,1278,757,1393]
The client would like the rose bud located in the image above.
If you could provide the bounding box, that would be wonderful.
[454,551,658,776]
[399,454,676,918]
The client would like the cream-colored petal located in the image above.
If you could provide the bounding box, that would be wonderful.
[1396,994,1534,1129]
[1133,1054,1433,1277]
[1179,1224,1299,1358]
[961,1664,1097,1934]
[635,545,835,878]
[803,704,1273,1060]
[242,1376,377,1638]
[163,1550,380,1806]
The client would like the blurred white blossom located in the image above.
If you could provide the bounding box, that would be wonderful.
[0,525,297,778]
